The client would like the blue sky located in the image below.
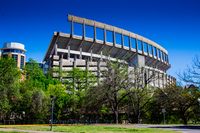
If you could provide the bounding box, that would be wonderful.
[0,0,200,79]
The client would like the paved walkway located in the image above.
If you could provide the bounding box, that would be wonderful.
[0,128,63,133]
[133,124,200,133]
[0,124,200,133]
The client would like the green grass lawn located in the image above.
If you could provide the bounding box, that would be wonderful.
[0,125,178,133]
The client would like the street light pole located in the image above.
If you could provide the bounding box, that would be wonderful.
[50,95,55,131]
[162,108,166,124]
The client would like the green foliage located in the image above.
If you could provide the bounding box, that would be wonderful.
[0,58,21,119]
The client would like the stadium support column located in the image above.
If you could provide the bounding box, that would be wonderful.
[90,50,93,61]
[97,60,100,84]
[158,71,160,88]
[104,27,106,43]
[162,73,165,88]
[71,20,74,37]
[151,45,154,57]
[135,38,138,53]
[156,48,159,60]
[128,34,132,50]
[59,54,63,80]
[67,45,70,60]
[94,24,96,42]
[80,47,82,59]
[121,34,124,49]
[79,21,85,59]
[113,31,116,46]
[55,43,58,55]
[147,43,149,56]
[141,41,144,54]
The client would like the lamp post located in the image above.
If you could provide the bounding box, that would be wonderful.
[50,95,55,131]
[162,108,166,124]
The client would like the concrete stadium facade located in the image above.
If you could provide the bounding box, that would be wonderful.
[43,15,176,88]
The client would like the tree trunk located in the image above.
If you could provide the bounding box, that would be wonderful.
[114,110,119,124]
[137,109,141,124]
[182,115,188,125]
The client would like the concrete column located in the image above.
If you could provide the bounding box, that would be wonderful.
[145,68,149,87]
[86,58,89,71]
[156,48,159,59]
[151,45,154,57]
[73,55,77,67]
[141,41,144,54]
[59,54,63,79]
[153,70,156,87]
[129,36,132,50]
[135,39,138,53]
[55,43,58,55]
[82,22,86,39]
[59,54,63,69]
[71,21,74,37]
[100,51,103,60]
[80,47,82,59]
[90,49,93,61]
[147,43,149,56]
[121,34,124,48]
[165,74,168,87]
[113,31,116,46]
[97,60,100,84]
[158,71,160,88]
[162,73,165,88]
[94,25,96,42]
[67,45,70,60]
[104,28,106,43]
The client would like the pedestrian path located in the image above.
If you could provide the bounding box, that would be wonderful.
[0,128,63,133]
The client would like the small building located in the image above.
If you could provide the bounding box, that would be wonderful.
[0,42,26,69]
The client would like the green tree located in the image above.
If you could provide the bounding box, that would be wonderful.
[153,85,200,125]
[88,61,133,124]
[0,58,21,120]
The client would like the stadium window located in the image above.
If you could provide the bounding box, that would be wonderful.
[131,38,136,49]
[106,30,113,43]
[160,51,163,60]
[124,35,129,47]
[148,45,153,55]
[158,49,161,59]
[96,27,104,40]
[143,42,148,53]
[153,47,157,56]
[85,25,94,38]
[115,33,122,45]
[73,23,83,36]
[137,40,142,51]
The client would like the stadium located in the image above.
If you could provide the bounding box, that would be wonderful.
[43,15,176,88]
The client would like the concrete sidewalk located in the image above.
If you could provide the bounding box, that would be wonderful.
[0,128,63,133]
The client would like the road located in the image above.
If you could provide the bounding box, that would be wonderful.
[134,124,200,133]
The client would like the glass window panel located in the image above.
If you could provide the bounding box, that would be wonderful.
[96,27,104,40]
[124,36,129,47]
[143,42,148,53]
[137,40,142,51]
[20,56,24,69]
[149,45,153,55]
[115,33,122,45]
[85,25,94,38]
[106,30,113,43]
[153,47,157,56]
[131,38,136,49]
